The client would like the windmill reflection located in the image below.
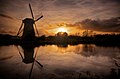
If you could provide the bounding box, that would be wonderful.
[16,45,43,78]
[22,46,34,64]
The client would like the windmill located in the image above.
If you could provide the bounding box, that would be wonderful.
[17,3,43,40]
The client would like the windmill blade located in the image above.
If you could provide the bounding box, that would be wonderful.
[34,23,39,36]
[29,3,39,36]
[29,3,34,19]
[34,48,43,67]
[18,29,23,36]
[29,61,35,78]
[35,60,43,67]
[29,48,39,78]
[35,15,43,22]
[17,22,23,36]
[16,46,24,60]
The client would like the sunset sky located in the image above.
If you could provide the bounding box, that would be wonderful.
[0,0,120,36]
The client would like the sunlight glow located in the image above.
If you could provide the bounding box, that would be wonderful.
[57,27,68,33]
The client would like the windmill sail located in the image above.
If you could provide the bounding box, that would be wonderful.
[29,3,34,19]
[35,15,43,22]
[17,22,23,36]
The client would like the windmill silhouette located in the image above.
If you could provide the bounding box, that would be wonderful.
[16,4,43,78]
[17,3,43,40]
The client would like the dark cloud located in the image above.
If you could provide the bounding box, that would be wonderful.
[86,0,120,4]
[100,0,120,3]
[0,14,14,20]
[76,17,120,32]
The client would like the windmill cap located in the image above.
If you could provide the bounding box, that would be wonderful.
[23,18,35,23]
[23,58,34,64]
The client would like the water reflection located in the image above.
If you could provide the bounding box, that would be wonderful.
[16,45,43,66]
[0,44,120,79]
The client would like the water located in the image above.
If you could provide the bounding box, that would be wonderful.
[0,44,120,79]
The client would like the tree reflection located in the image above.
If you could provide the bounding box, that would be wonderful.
[75,44,96,57]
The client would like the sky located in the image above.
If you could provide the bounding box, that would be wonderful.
[0,0,120,36]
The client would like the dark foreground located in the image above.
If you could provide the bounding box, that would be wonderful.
[0,34,120,47]
[0,68,120,79]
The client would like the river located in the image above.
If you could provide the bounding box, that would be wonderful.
[0,44,120,79]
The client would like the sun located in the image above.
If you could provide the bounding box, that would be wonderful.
[57,27,68,33]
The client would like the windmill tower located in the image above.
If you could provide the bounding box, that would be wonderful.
[17,3,43,40]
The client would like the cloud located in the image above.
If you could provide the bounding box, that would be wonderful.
[72,17,120,32]
[0,14,14,20]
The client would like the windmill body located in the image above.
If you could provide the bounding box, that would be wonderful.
[22,18,35,40]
